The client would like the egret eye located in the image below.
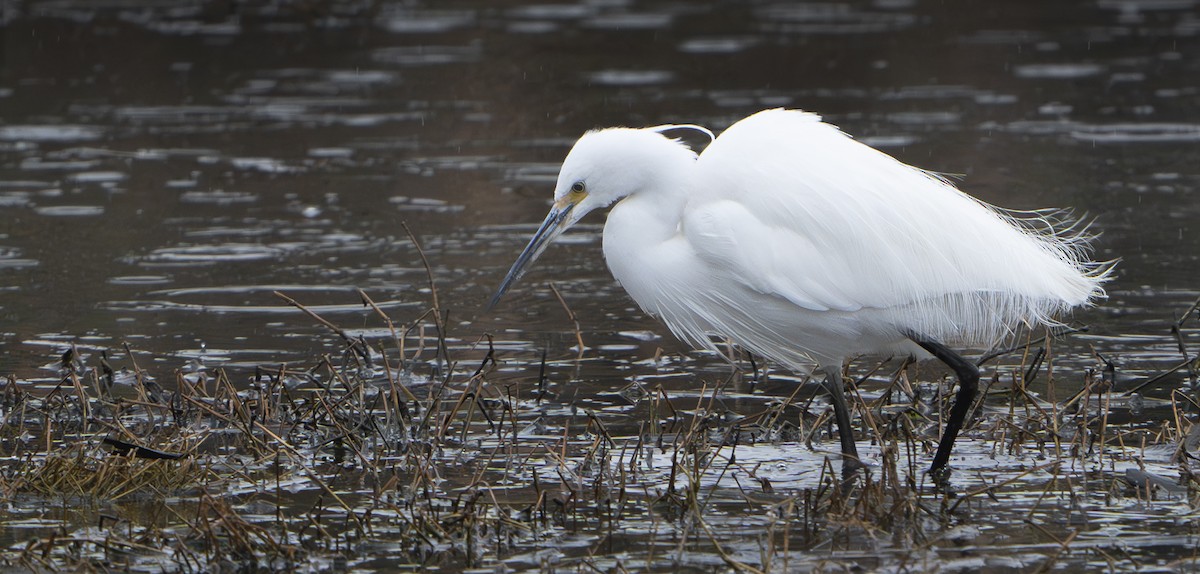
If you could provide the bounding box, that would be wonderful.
[570,181,586,194]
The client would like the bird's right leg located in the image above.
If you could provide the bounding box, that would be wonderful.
[822,366,863,476]
[909,337,981,475]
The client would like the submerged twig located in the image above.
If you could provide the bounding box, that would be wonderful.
[549,282,585,359]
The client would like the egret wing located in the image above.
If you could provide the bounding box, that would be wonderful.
[683,199,860,313]
[686,109,1103,346]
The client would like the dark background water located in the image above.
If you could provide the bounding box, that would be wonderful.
[0,0,1197,392]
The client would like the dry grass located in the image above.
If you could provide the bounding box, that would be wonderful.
[0,287,1196,572]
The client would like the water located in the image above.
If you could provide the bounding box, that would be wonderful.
[1,0,1195,381]
[1,0,1199,570]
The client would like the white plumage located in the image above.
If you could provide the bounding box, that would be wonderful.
[492,108,1110,475]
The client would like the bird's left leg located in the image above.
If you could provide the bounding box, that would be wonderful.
[822,366,864,476]
[910,337,980,475]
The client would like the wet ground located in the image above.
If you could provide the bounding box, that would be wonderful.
[1,0,1199,572]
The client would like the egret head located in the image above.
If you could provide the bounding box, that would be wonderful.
[489,124,707,308]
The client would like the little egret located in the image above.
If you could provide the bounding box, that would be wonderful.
[490,108,1109,475]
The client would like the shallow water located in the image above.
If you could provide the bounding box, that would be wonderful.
[1,0,1199,571]
[1,0,1197,382]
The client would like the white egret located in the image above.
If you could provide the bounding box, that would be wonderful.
[490,108,1109,475]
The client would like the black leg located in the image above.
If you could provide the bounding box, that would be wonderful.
[822,366,863,476]
[910,337,980,474]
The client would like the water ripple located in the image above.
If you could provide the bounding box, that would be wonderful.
[0,125,103,142]
[119,11,241,36]
[103,298,414,315]
[506,5,595,20]
[1013,63,1106,79]
[587,70,674,87]
[754,3,917,34]
[139,244,289,265]
[390,196,465,213]
[0,246,37,269]
[107,275,172,286]
[886,111,961,125]
[230,157,301,174]
[583,12,673,30]
[376,9,476,33]
[32,205,105,217]
[371,45,481,66]
[67,171,127,184]
[19,159,101,171]
[1071,122,1200,143]
[0,192,33,208]
[179,190,259,205]
[987,119,1200,142]
[678,37,760,54]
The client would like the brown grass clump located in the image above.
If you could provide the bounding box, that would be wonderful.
[7,444,204,502]
[0,253,1196,573]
